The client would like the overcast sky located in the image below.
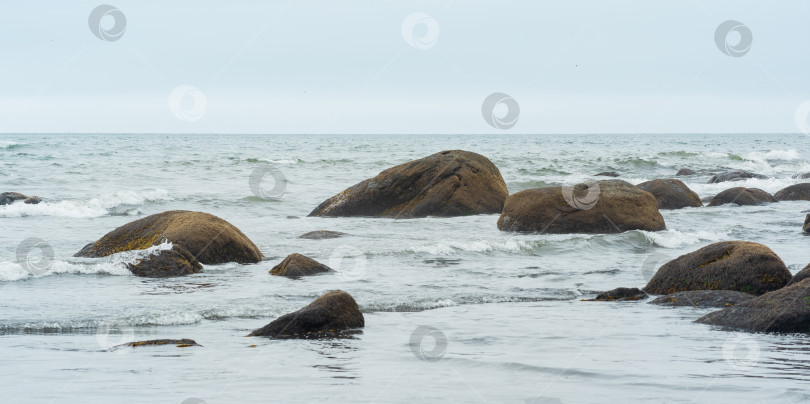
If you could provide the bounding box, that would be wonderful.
[1,0,808,134]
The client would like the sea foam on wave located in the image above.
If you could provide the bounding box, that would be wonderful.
[0,189,171,218]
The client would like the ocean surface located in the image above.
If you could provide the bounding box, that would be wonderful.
[2,133,810,403]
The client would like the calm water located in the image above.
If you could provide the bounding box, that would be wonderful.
[2,133,810,403]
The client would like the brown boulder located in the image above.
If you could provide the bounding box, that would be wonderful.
[708,170,768,183]
[708,187,776,206]
[74,210,262,264]
[298,230,347,240]
[595,171,619,177]
[308,150,508,218]
[497,180,665,234]
[121,339,200,348]
[804,214,810,233]
[636,179,702,209]
[126,244,202,278]
[270,253,331,277]
[590,287,647,301]
[0,192,27,205]
[676,168,695,176]
[23,196,42,204]
[774,183,810,201]
[643,241,791,295]
[650,290,755,308]
[249,291,364,338]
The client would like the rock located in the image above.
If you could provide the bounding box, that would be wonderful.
[270,253,331,277]
[708,170,767,183]
[74,210,263,264]
[249,290,364,338]
[643,241,791,295]
[126,244,202,278]
[804,214,810,233]
[497,180,666,234]
[594,171,619,177]
[308,150,508,218]
[298,230,347,240]
[650,290,755,308]
[774,183,810,201]
[119,339,200,348]
[793,172,810,179]
[676,168,695,176]
[23,196,42,204]
[636,179,702,209]
[589,287,647,301]
[707,187,776,206]
[787,263,810,286]
[0,192,27,205]
[696,278,810,333]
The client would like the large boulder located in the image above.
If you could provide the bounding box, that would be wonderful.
[787,263,810,286]
[0,192,27,205]
[74,210,263,264]
[497,180,665,233]
[636,179,702,209]
[774,183,810,201]
[708,187,776,206]
[270,253,331,277]
[643,241,791,295]
[650,290,755,308]
[708,170,768,183]
[696,278,810,333]
[126,244,202,278]
[249,291,364,338]
[676,168,695,176]
[308,150,508,218]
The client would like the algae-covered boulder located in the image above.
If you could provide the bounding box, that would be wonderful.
[126,244,202,278]
[249,291,364,338]
[708,187,776,206]
[75,210,262,264]
[270,253,331,277]
[650,290,755,308]
[636,179,702,209]
[708,170,767,183]
[0,192,27,205]
[774,183,810,201]
[590,287,647,302]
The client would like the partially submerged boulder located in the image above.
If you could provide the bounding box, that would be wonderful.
[497,180,666,233]
[793,172,810,179]
[676,168,695,176]
[126,244,202,278]
[0,192,27,205]
[75,210,263,264]
[708,170,768,183]
[708,187,776,206]
[588,287,647,301]
[696,278,810,333]
[249,291,364,338]
[270,253,331,277]
[23,196,42,205]
[298,230,347,240]
[650,290,755,308]
[119,339,200,348]
[774,183,810,201]
[787,263,810,286]
[594,171,619,177]
[309,150,508,218]
[804,214,810,233]
[636,179,702,209]
[643,241,791,295]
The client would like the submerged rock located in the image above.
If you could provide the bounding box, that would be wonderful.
[308,150,508,218]
[249,290,364,338]
[676,168,695,176]
[590,287,647,301]
[804,214,810,233]
[643,241,791,295]
[23,196,42,205]
[298,230,348,240]
[74,210,263,264]
[594,171,619,177]
[0,192,27,205]
[793,172,810,179]
[270,253,331,277]
[126,244,202,278]
[119,339,200,348]
[497,180,665,234]
[635,179,702,209]
[774,183,810,201]
[787,263,810,286]
[708,187,776,206]
[696,279,810,333]
[650,290,755,308]
[708,170,768,183]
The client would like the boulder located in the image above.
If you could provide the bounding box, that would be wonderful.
[595,171,620,177]
[249,290,364,338]
[270,253,331,277]
[696,278,810,333]
[774,183,810,201]
[0,192,27,205]
[23,196,42,205]
[497,180,666,234]
[589,287,647,301]
[804,214,810,233]
[636,179,702,209]
[298,230,347,240]
[676,168,695,176]
[707,187,776,206]
[74,210,262,264]
[309,150,508,218]
[650,290,755,308]
[787,263,810,286]
[121,339,200,348]
[708,170,768,183]
[126,244,202,278]
[643,241,791,295]
[793,172,810,179]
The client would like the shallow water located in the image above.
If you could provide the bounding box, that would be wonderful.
[2,133,810,403]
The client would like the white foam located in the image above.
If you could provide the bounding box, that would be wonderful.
[407,239,533,255]
[640,229,730,249]
[0,189,171,218]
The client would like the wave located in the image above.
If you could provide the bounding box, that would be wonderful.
[0,189,171,218]
[639,229,731,248]
[404,239,539,255]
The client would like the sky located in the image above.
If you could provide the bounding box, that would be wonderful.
[0,0,808,134]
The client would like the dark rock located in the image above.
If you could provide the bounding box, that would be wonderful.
[793,172,810,179]
[787,263,810,286]
[120,339,200,348]
[594,171,619,177]
[249,290,364,338]
[650,290,755,308]
[643,241,791,295]
[126,244,203,278]
[804,214,810,233]
[309,150,508,218]
[0,192,27,205]
[636,179,702,209]
[774,183,810,201]
[270,253,331,277]
[708,170,768,183]
[696,278,810,333]
[590,287,647,301]
[708,187,776,206]
[298,230,347,240]
[74,210,263,264]
[23,196,42,204]
[676,168,695,176]
[497,180,666,234]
